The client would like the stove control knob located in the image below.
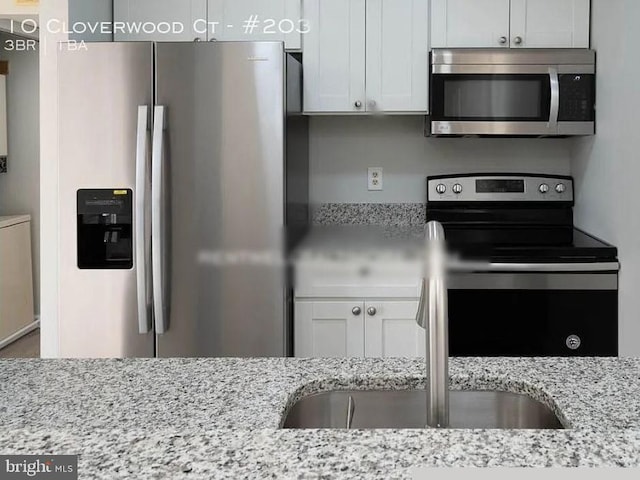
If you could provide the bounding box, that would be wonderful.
[452,183,463,195]
[555,183,566,194]
[566,335,581,351]
[436,184,447,195]
[539,183,550,194]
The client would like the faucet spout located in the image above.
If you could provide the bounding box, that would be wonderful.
[418,221,449,428]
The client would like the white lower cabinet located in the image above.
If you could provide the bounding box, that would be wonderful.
[294,301,365,357]
[364,301,426,358]
[0,217,35,346]
[294,299,423,358]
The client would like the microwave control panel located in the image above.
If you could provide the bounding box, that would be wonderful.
[558,74,595,122]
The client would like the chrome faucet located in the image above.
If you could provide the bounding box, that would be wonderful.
[416,221,449,428]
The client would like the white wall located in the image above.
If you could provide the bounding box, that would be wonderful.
[0,33,40,314]
[571,0,640,357]
[310,116,572,204]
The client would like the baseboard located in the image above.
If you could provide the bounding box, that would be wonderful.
[0,318,40,350]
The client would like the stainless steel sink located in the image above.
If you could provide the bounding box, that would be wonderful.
[282,390,564,429]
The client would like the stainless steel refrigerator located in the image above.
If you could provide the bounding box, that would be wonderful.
[57,41,308,358]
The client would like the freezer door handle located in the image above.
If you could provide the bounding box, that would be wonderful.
[135,105,151,334]
[152,105,168,334]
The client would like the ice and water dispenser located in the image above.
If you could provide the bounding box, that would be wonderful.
[77,189,133,269]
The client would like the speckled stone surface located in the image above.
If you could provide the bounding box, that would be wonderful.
[1,357,640,478]
[312,203,426,226]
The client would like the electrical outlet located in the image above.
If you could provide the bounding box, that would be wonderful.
[368,168,383,191]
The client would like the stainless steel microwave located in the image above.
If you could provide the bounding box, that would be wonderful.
[429,49,596,137]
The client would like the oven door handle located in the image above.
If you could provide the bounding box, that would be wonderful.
[450,261,620,273]
[548,67,560,132]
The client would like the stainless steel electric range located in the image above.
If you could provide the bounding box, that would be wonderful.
[427,174,619,357]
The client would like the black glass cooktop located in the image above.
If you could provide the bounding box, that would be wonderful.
[446,228,618,263]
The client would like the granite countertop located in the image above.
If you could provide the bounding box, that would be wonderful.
[1,357,640,478]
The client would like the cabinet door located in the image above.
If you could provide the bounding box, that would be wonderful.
[365,0,429,113]
[208,0,301,49]
[510,0,590,48]
[0,222,34,342]
[114,0,208,41]
[302,0,366,113]
[364,301,425,358]
[294,301,365,357]
[431,0,511,48]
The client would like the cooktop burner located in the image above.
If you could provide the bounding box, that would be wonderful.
[449,228,618,263]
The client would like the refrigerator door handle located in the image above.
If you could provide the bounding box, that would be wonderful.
[152,105,168,334]
[135,105,151,334]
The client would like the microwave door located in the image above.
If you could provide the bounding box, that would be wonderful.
[430,68,554,136]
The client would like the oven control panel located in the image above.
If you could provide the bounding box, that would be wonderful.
[428,175,574,203]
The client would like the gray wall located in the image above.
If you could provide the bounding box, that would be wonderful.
[571,0,640,357]
[0,33,40,314]
[310,116,572,205]
[68,0,113,42]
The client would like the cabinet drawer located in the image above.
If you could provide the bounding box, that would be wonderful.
[295,259,421,298]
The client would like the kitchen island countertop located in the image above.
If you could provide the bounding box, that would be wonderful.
[1,357,640,478]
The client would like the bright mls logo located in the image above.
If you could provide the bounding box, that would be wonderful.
[0,456,77,479]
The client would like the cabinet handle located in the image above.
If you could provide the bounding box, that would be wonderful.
[514,36,523,45]
[499,36,508,45]
[354,101,363,109]
[352,306,362,316]
[367,307,377,316]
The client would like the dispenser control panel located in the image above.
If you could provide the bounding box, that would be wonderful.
[77,189,133,269]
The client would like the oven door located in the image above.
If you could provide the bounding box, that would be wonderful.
[448,271,618,357]
[431,65,557,136]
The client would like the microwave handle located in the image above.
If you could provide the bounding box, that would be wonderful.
[548,67,560,131]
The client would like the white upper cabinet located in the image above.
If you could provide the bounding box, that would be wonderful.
[431,0,590,49]
[510,0,590,48]
[365,0,429,113]
[208,0,302,49]
[302,0,367,113]
[114,0,208,42]
[303,0,429,114]
[431,0,511,48]
[114,0,301,47]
